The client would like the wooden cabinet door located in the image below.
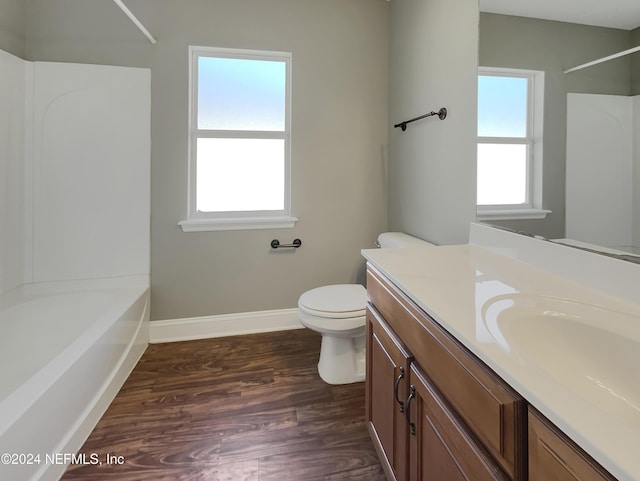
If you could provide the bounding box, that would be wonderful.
[407,364,510,481]
[528,408,615,481]
[366,305,412,481]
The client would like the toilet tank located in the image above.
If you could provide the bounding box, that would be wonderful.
[377,232,435,248]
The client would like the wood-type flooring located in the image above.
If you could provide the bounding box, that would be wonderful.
[62,329,386,481]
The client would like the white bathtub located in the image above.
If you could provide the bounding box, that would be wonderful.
[0,276,149,481]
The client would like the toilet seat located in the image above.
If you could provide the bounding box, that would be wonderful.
[299,309,365,335]
[298,284,367,319]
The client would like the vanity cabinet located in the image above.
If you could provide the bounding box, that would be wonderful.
[406,363,510,481]
[528,407,616,481]
[366,305,412,481]
[366,265,527,481]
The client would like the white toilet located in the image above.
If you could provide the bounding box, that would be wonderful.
[298,232,434,384]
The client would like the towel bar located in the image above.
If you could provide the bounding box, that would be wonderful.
[394,107,447,131]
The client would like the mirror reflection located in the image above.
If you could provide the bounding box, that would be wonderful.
[478,9,640,259]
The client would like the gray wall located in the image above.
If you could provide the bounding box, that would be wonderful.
[632,27,640,96]
[8,0,390,321]
[0,0,24,57]
[388,0,478,245]
[480,13,632,239]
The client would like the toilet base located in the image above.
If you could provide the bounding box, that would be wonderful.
[317,333,365,385]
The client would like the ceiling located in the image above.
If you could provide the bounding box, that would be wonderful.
[479,0,640,31]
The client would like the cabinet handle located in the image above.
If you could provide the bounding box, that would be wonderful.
[394,366,405,413]
[405,385,416,435]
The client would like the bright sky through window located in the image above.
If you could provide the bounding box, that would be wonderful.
[197,57,286,131]
[478,75,527,138]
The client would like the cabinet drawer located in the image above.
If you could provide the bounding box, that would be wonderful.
[408,364,510,481]
[528,407,615,481]
[367,265,527,480]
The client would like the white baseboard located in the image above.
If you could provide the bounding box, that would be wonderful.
[149,308,303,344]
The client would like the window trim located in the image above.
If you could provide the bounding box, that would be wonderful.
[476,67,550,221]
[179,46,296,232]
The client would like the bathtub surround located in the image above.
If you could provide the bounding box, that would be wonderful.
[0,49,26,295]
[566,93,640,252]
[0,52,150,291]
[31,62,150,283]
[0,48,151,481]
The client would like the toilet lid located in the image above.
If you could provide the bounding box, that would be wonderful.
[298,284,367,316]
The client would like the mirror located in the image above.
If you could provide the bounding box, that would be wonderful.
[478,9,640,260]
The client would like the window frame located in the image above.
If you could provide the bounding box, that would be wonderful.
[476,67,550,221]
[179,46,296,232]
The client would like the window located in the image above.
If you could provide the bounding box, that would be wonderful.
[179,46,295,232]
[477,67,549,220]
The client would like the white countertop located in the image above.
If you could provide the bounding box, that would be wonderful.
[362,239,640,481]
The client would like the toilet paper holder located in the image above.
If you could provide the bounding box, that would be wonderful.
[271,238,302,249]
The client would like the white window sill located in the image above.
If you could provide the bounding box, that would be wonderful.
[179,216,298,232]
[476,208,551,221]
